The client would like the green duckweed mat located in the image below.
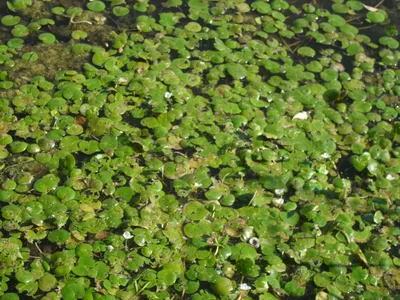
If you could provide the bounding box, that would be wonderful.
[0,0,400,299]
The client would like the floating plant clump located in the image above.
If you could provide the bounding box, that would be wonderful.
[0,0,400,299]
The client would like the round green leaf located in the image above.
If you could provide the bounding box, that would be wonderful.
[87,1,105,12]
[212,277,233,296]
[113,6,130,17]
[1,15,20,26]
[297,46,316,57]
[38,273,57,292]
[15,270,34,284]
[39,33,56,44]
[367,10,387,23]
[185,22,202,32]
[48,229,70,243]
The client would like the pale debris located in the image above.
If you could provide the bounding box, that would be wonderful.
[239,283,252,291]
[386,174,395,181]
[249,237,260,248]
[123,231,133,239]
[273,197,284,206]
[363,4,379,12]
[274,188,285,195]
[292,111,309,120]
[321,153,331,159]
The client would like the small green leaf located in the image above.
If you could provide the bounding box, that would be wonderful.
[185,22,202,32]
[284,280,305,296]
[1,15,20,26]
[113,6,130,17]
[366,10,387,23]
[38,273,57,292]
[48,229,70,243]
[226,63,247,79]
[71,30,87,40]
[212,277,233,296]
[39,33,56,44]
[297,46,316,57]
[157,269,177,286]
[15,270,34,284]
[87,1,105,12]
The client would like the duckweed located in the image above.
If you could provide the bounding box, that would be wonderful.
[0,0,400,299]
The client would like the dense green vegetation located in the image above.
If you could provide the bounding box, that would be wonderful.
[0,0,400,299]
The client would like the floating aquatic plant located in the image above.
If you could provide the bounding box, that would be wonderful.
[0,0,399,299]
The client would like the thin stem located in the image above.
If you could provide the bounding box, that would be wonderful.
[280,37,294,54]
[375,0,385,8]
[358,24,377,31]
[137,282,150,295]
[35,242,44,255]
[287,41,301,48]
[69,14,92,25]
[181,288,186,300]
[248,190,258,206]
[107,16,121,30]
[346,16,362,23]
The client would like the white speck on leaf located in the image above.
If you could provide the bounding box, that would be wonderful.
[273,197,284,205]
[321,153,331,159]
[292,111,309,120]
[386,174,395,181]
[249,237,260,248]
[117,77,128,84]
[239,283,251,291]
[123,231,133,239]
